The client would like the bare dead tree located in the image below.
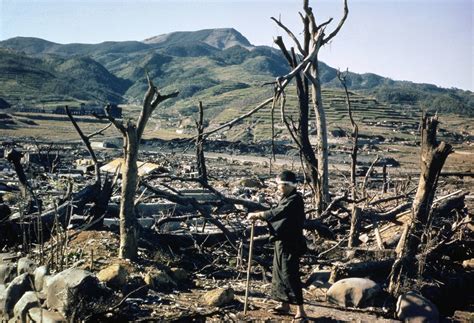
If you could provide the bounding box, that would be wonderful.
[337,69,361,248]
[105,74,179,260]
[195,101,208,185]
[6,149,31,201]
[271,0,349,214]
[388,114,453,296]
[337,70,358,199]
[362,155,380,200]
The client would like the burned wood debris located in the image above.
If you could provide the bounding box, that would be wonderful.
[0,110,472,322]
[0,2,472,319]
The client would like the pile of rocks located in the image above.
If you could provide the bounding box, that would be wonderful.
[0,252,199,322]
[0,255,110,322]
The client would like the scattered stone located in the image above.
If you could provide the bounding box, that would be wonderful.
[17,257,36,276]
[462,258,474,269]
[326,277,381,308]
[453,310,474,322]
[2,273,33,316]
[97,264,127,289]
[0,263,16,284]
[13,291,40,322]
[33,266,49,292]
[144,270,176,290]
[46,268,108,317]
[28,307,66,323]
[396,291,439,323]
[238,178,263,188]
[202,287,234,307]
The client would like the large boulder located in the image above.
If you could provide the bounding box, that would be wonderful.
[0,284,6,314]
[0,263,16,284]
[202,287,234,307]
[13,291,41,322]
[46,268,108,317]
[97,264,127,289]
[17,257,36,276]
[326,277,381,308]
[1,273,33,316]
[28,307,66,323]
[34,265,49,292]
[396,291,439,323]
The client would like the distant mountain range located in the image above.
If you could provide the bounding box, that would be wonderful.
[0,28,472,117]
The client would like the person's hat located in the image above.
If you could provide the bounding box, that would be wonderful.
[276,170,297,186]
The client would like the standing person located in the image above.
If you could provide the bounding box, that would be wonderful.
[247,170,307,321]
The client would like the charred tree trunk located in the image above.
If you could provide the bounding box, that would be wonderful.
[388,114,453,295]
[271,0,348,214]
[105,74,179,260]
[120,128,140,259]
[6,149,29,200]
[348,206,361,248]
[6,149,40,214]
[311,59,329,206]
[273,36,321,213]
[196,101,208,185]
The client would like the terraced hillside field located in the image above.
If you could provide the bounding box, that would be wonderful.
[194,87,423,141]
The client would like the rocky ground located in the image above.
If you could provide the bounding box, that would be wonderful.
[0,127,473,322]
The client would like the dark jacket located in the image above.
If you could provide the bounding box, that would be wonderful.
[263,189,307,255]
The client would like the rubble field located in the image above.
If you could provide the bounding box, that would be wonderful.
[0,119,473,322]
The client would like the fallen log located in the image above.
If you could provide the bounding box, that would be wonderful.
[141,182,237,247]
[430,191,467,218]
[304,219,336,240]
[3,183,101,245]
[329,258,395,283]
[365,202,411,222]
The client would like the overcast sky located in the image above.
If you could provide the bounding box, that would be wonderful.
[0,0,472,91]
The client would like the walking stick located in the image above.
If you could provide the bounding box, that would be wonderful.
[243,221,255,315]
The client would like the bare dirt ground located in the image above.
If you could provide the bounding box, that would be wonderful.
[1,112,472,322]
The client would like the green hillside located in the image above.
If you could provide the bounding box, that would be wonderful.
[0,48,131,105]
[0,28,472,122]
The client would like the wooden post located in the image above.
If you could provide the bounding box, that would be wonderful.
[348,206,361,248]
[243,222,255,315]
[196,101,208,185]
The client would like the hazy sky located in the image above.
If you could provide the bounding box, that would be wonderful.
[0,0,472,91]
